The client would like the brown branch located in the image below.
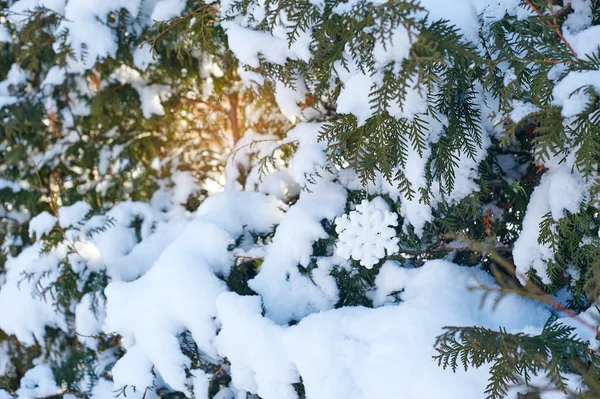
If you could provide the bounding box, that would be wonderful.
[547,0,578,57]
[555,3,572,19]
[465,237,598,333]
[490,57,576,65]
[387,244,514,259]
[183,97,226,113]
[524,0,578,58]
[207,361,230,394]
[227,91,241,145]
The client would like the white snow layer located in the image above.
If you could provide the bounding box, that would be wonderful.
[57,201,91,227]
[0,245,67,346]
[28,211,57,238]
[216,261,550,399]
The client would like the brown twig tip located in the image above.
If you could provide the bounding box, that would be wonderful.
[207,361,231,394]
[450,234,598,333]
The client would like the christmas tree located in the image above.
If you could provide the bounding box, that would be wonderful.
[1,0,600,398]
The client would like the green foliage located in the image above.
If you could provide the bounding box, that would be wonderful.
[1,0,600,398]
[434,318,590,399]
[0,1,289,398]
[177,331,231,398]
[227,0,489,195]
[220,0,600,396]
[227,259,260,296]
[331,263,375,308]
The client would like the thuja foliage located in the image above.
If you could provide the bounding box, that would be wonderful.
[1,0,600,398]
[434,318,592,399]
[0,0,288,260]
[218,0,600,397]
[225,0,600,197]
[0,0,289,398]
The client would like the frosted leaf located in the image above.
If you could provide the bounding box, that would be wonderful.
[334,197,399,268]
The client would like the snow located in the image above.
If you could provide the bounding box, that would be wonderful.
[248,178,346,324]
[0,244,67,346]
[6,0,189,76]
[170,171,200,205]
[28,211,57,238]
[16,365,60,399]
[335,72,373,125]
[552,69,600,117]
[0,26,11,42]
[247,125,347,324]
[513,163,586,284]
[195,191,283,239]
[562,0,600,59]
[41,66,66,86]
[372,26,412,67]
[258,169,301,201]
[103,218,186,281]
[0,179,28,192]
[1,0,599,398]
[216,260,550,399]
[104,191,282,392]
[51,0,141,71]
[0,343,10,377]
[222,24,297,68]
[0,64,27,107]
[58,201,91,227]
[509,100,541,123]
[274,79,307,121]
[75,293,106,349]
[419,0,480,42]
[225,131,281,190]
[133,44,157,71]
[107,66,169,118]
[151,0,187,21]
[8,0,66,25]
[104,218,231,391]
[473,0,533,21]
[90,379,154,399]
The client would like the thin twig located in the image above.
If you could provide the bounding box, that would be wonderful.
[388,244,513,259]
[524,0,578,58]
[207,361,230,394]
[142,4,217,49]
[465,236,598,333]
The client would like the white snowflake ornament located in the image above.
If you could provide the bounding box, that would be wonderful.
[334,197,399,268]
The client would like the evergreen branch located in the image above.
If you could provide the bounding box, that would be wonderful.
[434,318,588,399]
[524,0,578,58]
[459,236,599,333]
[142,4,218,53]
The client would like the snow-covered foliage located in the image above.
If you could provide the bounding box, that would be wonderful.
[1,0,600,399]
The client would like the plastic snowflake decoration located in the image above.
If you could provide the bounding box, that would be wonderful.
[334,197,399,268]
